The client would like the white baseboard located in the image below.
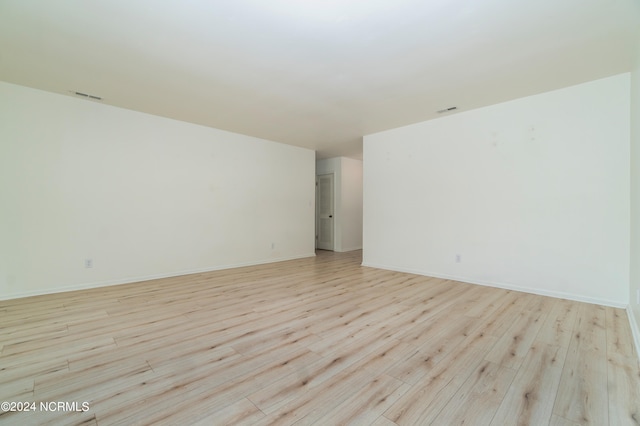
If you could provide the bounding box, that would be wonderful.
[1,252,317,301]
[627,307,640,362]
[361,261,627,309]
[336,246,363,253]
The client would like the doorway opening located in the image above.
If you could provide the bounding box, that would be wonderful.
[316,173,334,251]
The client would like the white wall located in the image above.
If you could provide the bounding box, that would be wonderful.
[630,49,640,351]
[316,157,363,252]
[0,82,316,300]
[340,157,363,252]
[364,74,630,307]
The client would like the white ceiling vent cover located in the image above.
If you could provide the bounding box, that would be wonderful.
[72,91,102,101]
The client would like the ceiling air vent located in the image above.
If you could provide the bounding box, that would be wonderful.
[72,91,103,101]
[437,106,457,113]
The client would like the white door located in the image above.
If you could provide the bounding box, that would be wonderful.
[316,173,334,251]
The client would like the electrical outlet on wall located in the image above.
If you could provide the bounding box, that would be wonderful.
[455,254,461,263]
[85,259,93,268]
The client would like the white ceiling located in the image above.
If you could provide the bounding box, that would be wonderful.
[1,1,639,159]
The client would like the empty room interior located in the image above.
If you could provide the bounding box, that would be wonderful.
[2,1,640,425]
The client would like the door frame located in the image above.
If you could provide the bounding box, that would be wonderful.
[315,173,335,251]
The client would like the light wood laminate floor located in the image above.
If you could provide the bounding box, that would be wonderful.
[1,250,639,425]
